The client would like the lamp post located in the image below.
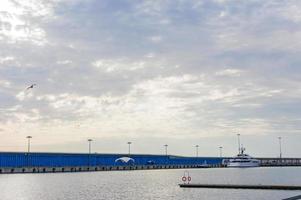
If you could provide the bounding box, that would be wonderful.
[87,139,93,167]
[195,145,199,157]
[26,136,32,167]
[127,142,132,156]
[164,144,168,164]
[26,136,32,153]
[87,139,93,154]
[237,133,241,154]
[219,146,223,158]
[164,144,168,156]
[278,137,282,159]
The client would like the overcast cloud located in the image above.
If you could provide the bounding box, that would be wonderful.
[1,0,301,157]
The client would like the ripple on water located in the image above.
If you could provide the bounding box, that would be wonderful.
[0,167,301,200]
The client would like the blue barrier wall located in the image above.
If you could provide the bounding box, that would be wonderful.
[0,152,222,167]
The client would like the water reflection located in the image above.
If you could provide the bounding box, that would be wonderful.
[0,167,301,200]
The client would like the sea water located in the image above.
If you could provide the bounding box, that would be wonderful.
[0,167,300,200]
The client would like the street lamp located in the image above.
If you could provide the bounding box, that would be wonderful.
[87,139,93,167]
[237,133,241,154]
[278,137,282,159]
[127,142,132,156]
[164,144,168,156]
[87,139,93,154]
[26,136,32,167]
[26,136,32,153]
[195,145,199,157]
[219,146,223,158]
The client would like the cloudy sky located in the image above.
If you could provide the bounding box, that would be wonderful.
[0,0,301,157]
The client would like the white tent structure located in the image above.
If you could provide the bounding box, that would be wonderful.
[115,157,135,163]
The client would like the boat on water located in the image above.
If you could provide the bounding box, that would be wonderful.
[226,147,260,168]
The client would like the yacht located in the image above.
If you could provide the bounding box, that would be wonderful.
[226,147,260,168]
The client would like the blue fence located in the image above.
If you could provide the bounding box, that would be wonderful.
[0,152,222,167]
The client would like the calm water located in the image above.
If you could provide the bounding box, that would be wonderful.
[1,167,301,200]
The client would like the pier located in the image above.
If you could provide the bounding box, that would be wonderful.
[0,152,221,174]
[1,152,301,174]
[179,184,301,190]
[0,164,213,174]
[283,195,301,200]
[258,158,301,167]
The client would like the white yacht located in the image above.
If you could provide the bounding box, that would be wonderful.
[226,147,260,168]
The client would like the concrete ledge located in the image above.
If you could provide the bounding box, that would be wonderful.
[179,184,301,191]
[0,164,216,174]
[282,195,301,200]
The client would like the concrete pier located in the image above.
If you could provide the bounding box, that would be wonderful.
[0,152,223,174]
[179,184,301,190]
[283,195,301,200]
[258,158,301,167]
[1,152,300,174]
[0,164,216,174]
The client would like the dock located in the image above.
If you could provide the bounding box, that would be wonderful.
[0,152,224,174]
[179,184,301,190]
[283,195,301,200]
[1,151,301,174]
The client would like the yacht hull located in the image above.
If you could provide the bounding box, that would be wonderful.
[227,162,260,168]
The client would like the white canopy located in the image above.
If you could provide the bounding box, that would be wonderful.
[115,157,135,163]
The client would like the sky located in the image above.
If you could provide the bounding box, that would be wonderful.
[0,0,301,157]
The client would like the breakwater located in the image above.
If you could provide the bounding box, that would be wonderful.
[179,184,301,190]
[258,158,301,167]
[0,164,214,174]
[1,152,301,174]
[0,152,221,174]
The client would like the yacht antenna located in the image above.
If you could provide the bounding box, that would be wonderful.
[237,133,241,154]
[241,144,244,154]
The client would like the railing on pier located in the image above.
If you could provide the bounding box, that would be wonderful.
[258,158,301,167]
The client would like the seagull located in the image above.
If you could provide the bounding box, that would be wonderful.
[26,84,36,90]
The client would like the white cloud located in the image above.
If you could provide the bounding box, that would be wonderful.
[0,56,15,64]
[144,53,155,58]
[219,11,228,18]
[159,19,170,25]
[0,0,58,45]
[215,69,243,77]
[36,94,57,101]
[134,1,167,16]
[0,80,11,87]
[207,88,239,101]
[92,58,154,72]
[149,35,162,43]
[278,3,301,23]
[56,60,72,65]
[16,90,33,101]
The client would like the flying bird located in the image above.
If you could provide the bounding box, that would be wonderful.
[26,84,36,90]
